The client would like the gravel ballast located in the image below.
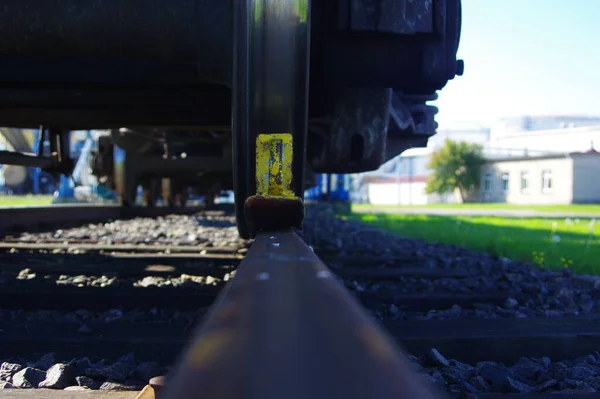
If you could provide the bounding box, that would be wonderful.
[9,212,248,248]
[409,348,600,395]
[298,205,600,321]
[3,350,600,394]
[2,205,600,394]
[0,353,164,391]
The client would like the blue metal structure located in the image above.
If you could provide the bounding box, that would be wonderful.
[305,174,351,202]
[31,128,42,194]
[55,130,102,201]
[0,128,58,195]
[55,132,88,199]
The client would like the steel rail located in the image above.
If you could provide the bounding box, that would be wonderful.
[0,242,244,256]
[0,205,209,234]
[162,229,444,399]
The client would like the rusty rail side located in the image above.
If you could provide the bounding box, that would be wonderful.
[162,230,445,399]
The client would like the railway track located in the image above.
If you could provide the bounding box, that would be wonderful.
[0,205,214,233]
[1,205,600,397]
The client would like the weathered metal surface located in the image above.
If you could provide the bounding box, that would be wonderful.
[339,0,435,34]
[385,92,438,161]
[0,86,231,128]
[0,0,232,85]
[309,88,391,173]
[0,0,461,154]
[248,132,304,233]
[255,133,295,198]
[163,230,443,399]
[111,146,231,207]
[232,0,311,238]
[244,195,305,233]
[307,89,439,169]
[319,0,462,94]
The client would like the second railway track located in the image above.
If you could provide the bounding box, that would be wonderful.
[1,205,600,397]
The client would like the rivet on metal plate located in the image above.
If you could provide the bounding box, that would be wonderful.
[256,272,270,281]
[316,270,332,279]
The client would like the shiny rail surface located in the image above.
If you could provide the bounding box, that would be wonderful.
[163,229,443,399]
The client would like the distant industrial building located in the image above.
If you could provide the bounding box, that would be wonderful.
[363,147,432,206]
[489,115,600,138]
[479,150,600,205]
[485,119,600,158]
[362,116,600,205]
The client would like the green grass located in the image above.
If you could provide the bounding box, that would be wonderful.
[0,195,55,207]
[347,212,600,274]
[352,203,600,215]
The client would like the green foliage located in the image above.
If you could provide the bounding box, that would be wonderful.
[425,140,484,201]
[352,203,600,214]
[0,195,54,207]
[348,213,600,275]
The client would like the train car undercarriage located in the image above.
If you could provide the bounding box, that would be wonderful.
[0,0,463,238]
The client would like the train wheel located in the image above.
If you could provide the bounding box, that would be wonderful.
[162,179,176,208]
[175,187,189,208]
[120,181,138,208]
[162,179,188,208]
[142,178,160,208]
[232,0,311,239]
[205,193,215,210]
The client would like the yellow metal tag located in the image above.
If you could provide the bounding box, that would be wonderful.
[255,133,294,198]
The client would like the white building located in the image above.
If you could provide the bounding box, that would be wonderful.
[365,147,431,206]
[428,122,491,148]
[363,116,600,205]
[490,116,600,140]
[480,150,600,205]
[485,125,599,158]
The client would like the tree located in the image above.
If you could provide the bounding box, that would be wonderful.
[425,140,484,202]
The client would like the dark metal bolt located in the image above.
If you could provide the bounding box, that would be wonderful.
[455,59,465,76]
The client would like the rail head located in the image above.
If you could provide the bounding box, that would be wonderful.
[162,229,444,399]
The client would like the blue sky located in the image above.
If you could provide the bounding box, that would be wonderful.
[434,0,600,129]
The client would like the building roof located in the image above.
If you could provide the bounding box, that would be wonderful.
[571,148,600,156]
[363,175,429,184]
[498,114,600,122]
[485,149,600,163]
[491,124,600,140]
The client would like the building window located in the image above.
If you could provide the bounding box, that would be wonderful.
[542,170,552,192]
[501,173,509,192]
[483,173,492,193]
[521,171,530,191]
